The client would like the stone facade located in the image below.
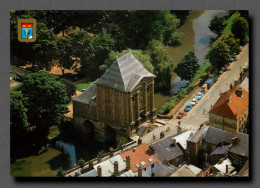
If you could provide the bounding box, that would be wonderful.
[73,52,157,141]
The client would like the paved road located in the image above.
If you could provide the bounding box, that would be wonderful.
[141,45,249,143]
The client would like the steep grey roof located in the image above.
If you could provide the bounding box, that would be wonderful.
[152,136,184,162]
[96,52,155,92]
[187,125,209,143]
[73,82,96,106]
[204,127,249,158]
[210,145,230,156]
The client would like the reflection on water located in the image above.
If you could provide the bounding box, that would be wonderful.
[156,10,227,110]
[55,141,77,168]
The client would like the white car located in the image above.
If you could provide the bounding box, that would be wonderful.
[190,98,198,106]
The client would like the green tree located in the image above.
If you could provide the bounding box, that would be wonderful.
[60,79,77,98]
[209,15,228,36]
[146,40,173,91]
[207,40,231,68]
[167,31,184,47]
[10,91,35,159]
[220,32,241,55]
[10,11,57,69]
[78,158,85,172]
[70,30,95,77]
[21,72,70,135]
[231,17,249,45]
[102,49,154,73]
[174,51,200,81]
[54,36,74,76]
[56,167,65,177]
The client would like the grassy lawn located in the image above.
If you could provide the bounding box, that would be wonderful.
[10,148,61,177]
[76,81,93,91]
[222,11,239,36]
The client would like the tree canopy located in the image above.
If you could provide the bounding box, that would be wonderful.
[174,51,200,81]
[146,40,173,91]
[231,17,249,45]
[21,72,70,129]
[209,15,228,37]
[206,40,231,68]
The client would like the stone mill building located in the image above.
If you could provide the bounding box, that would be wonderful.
[73,52,157,142]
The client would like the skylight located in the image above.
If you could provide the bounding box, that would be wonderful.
[148,158,153,162]
[140,161,146,166]
[135,164,140,168]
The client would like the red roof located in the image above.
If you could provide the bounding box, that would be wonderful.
[120,143,158,172]
[210,85,248,119]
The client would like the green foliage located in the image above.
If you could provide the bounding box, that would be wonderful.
[146,40,173,92]
[102,49,154,73]
[60,79,77,98]
[231,16,249,45]
[174,51,200,81]
[167,31,184,46]
[206,40,231,68]
[170,10,190,26]
[56,166,65,177]
[117,139,127,150]
[159,60,211,115]
[219,32,241,55]
[97,150,106,158]
[78,158,85,169]
[10,91,34,133]
[54,36,74,75]
[222,11,239,36]
[21,72,70,129]
[209,15,228,37]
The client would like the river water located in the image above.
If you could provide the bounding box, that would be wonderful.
[154,10,227,110]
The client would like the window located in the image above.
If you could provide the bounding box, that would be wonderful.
[151,164,154,168]
[144,168,146,171]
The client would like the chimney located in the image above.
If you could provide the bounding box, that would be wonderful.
[172,138,176,144]
[187,158,190,165]
[89,160,93,170]
[219,158,223,164]
[177,126,182,135]
[97,166,102,177]
[235,88,243,97]
[138,137,142,144]
[226,97,231,103]
[138,167,142,177]
[114,161,119,176]
[109,147,114,157]
[230,83,233,90]
[224,154,228,159]
[226,164,229,174]
[126,156,131,170]
[149,145,154,154]
[133,148,137,152]
[160,131,165,139]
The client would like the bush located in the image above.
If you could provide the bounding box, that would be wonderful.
[167,32,183,46]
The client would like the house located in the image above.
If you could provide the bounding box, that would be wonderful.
[120,143,159,176]
[79,153,150,177]
[73,52,157,142]
[209,85,249,134]
[211,158,235,175]
[187,125,209,165]
[202,126,249,169]
[209,145,230,165]
[170,164,202,177]
[152,136,184,167]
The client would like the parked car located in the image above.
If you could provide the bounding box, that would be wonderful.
[195,92,204,100]
[176,110,185,119]
[184,103,193,112]
[190,98,198,106]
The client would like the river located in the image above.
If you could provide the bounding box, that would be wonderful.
[154,10,227,110]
